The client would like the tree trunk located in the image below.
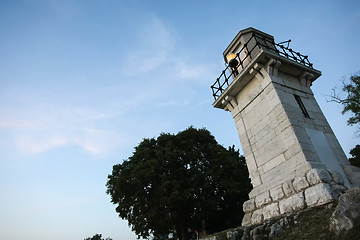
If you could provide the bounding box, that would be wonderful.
[178,222,188,240]
[201,219,206,237]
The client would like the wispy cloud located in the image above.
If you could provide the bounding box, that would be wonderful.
[121,15,212,81]
[0,14,214,157]
[174,61,210,80]
[15,135,68,154]
[0,102,125,156]
[9,124,126,156]
[121,16,175,75]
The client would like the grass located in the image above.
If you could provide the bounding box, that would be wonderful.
[275,204,335,240]
[202,203,360,240]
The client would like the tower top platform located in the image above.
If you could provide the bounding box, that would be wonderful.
[211,27,321,109]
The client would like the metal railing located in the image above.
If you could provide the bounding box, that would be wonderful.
[211,33,314,101]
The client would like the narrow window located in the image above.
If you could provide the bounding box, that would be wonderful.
[294,95,310,118]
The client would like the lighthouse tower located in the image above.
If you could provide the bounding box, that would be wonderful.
[211,28,359,226]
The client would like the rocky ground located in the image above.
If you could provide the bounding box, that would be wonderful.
[201,187,360,240]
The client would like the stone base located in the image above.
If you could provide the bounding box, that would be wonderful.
[242,168,348,226]
[329,187,360,234]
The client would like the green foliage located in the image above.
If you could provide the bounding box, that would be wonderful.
[84,234,112,240]
[331,74,360,126]
[275,205,336,240]
[349,144,360,168]
[106,127,252,240]
[331,74,360,165]
[341,74,360,126]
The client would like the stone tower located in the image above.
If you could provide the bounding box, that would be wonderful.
[211,28,359,226]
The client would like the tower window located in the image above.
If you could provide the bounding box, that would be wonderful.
[294,95,310,118]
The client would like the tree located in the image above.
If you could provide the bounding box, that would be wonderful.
[349,144,360,168]
[84,234,112,240]
[330,74,360,127]
[106,127,252,240]
[330,73,360,167]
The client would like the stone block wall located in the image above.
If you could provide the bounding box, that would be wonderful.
[214,27,360,228]
[221,59,356,226]
[241,168,347,226]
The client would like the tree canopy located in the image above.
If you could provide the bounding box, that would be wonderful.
[84,234,112,240]
[331,74,360,127]
[349,144,360,168]
[106,127,252,240]
[330,73,360,167]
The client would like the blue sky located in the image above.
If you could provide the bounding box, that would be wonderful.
[0,1,359,239]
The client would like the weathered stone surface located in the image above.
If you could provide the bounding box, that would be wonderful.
[255,191,272,208]
[204,203,345,240]
[329,187,360,235]
[328,170,344,185]
[226,230,242,240]
[304,183,334,207]
[241,213,252,227]
[262,153,286,173]
[269,222,282,238]
[249,224,266,239]
[243,198,256,213]
[270,185,285,201]
[251,209,264,225]
[282,180,295,196]
[262,202,280,220]
[279,192,305,214]
[306,168,332,185]
[343,165,360,187]
[293,174,310,192]
[330,184,348,198]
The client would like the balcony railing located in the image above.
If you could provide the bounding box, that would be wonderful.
[211,33,314,101]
